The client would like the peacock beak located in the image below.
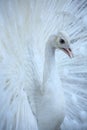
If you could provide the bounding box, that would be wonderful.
[61,48,73,58]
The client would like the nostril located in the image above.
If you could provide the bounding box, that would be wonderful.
[69,48,71,51]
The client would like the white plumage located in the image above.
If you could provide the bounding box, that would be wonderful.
[0,0,87,130]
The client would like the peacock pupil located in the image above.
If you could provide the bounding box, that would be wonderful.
[60,39,65,44]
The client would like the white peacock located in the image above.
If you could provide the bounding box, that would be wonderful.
[0,0,87,130]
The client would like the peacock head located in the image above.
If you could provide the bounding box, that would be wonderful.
[54,31,73,58]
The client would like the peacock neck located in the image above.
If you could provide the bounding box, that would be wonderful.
[43,38,56,86]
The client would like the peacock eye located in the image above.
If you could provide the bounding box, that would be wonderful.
[59,38,65,44]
